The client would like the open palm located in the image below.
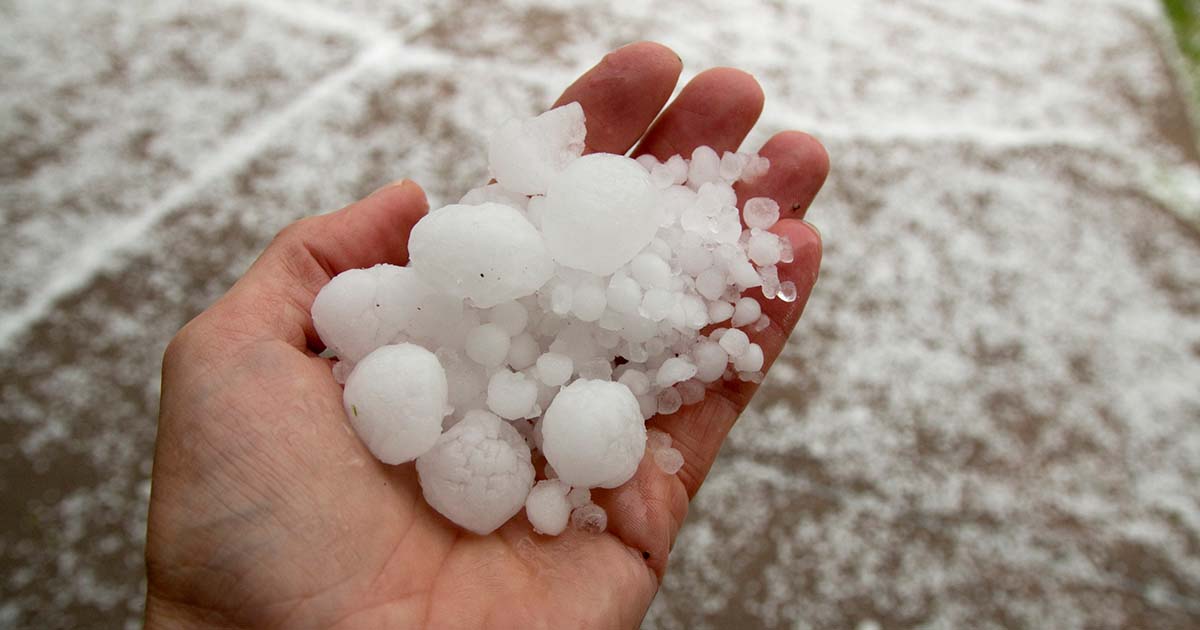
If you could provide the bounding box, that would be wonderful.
[145,42,828,629]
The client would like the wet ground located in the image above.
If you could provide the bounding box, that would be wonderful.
[2,0,1199,627]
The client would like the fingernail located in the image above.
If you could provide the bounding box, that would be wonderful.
[370,179,410,197]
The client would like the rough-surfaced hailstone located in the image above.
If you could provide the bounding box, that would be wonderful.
[541,153,661,275]
[416,410,535,535]
[313,264,459,363]
[488,102,586,196]
[343,343,448,464]
[408,202,555,308]
[541,379,646,489]
[524,479,571,535]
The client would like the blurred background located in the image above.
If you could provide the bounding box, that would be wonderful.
[3,0,1199,628]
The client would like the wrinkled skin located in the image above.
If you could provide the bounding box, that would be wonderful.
[146,42,829,629]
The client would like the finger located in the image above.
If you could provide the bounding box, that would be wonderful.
[552,41,683,155]
[735,130,830,219]
[202,181,430,350]
[632,67,765,160]
[647,219,822,498]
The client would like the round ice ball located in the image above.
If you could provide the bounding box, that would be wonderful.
[416,410,535,535]
[408,202,555,308]
[488,102,586,196]
[343,343,447,465]
[541,380,646,489]
[312,264,461,363]
[541,154,661,275]
[524,479,571,535]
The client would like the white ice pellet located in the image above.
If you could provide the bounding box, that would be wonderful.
[465,323,511,367]
[535,352,573,387]
[646,428,672,450]
[567,486,592,509]
[416,410,535,535]
[653,447,685,475]
[743,197,780,230]
[741,155,770,181]
[641,289,676,321]
[748,230,782,266]
[688,146,722,189]
[665,154,689,184]
[692,340,729,383]
[578,357,614,381]
[343,344,447,465]
[695,268,727,301]
[487,369,539,420]
[541,380,646,488]
[656,356,698,387]
[606,274,643,314]
[656,387,683,415]
[718,328,750,358]
[707,300,735,324]
[409,203,555,308]
[676,379,706,405]
[719,151,748,181]
[630,252,671,289]
[733,342,765,372]
[489,301,529,337]
[752,314,771,332]
[488,102,585,195]
[570,503,608,534]
[524,479,571,536]
[617,368,651,395]
[731,297,763,328]
[506,332,540,370]
[542,154,660,274]
[571,284,607,322]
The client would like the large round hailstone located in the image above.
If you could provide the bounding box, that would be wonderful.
[312,264,461,363]
[408,203,555,308]
[343,343,448,464]
[416,410,535,535]
[541,380,646,489]
[541,154,661,275]
[488,102,586,196]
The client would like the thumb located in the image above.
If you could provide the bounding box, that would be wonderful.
[198,180,430,351]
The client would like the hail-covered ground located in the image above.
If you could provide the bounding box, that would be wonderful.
[315,103,785,535]
[2,0,1199,629]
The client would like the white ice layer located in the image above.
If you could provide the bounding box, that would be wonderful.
[312,103,798,536]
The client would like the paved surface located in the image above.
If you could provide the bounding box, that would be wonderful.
[2,0,1199,628]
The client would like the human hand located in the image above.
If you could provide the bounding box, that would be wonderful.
[145,41,828,629]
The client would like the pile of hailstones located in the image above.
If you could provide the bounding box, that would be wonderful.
[313,103,796,537]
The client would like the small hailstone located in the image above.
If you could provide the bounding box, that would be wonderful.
[549,282,573,315]
[578,357,614,381]
[542,153,660,274]
[567,486,592,509]
[630,252,671,289]
[488,102,585,195]
[676,379,706,405]
[606,274,643,314]
[741,155,770,181]
[728,256,763,289]
[731,297,763,328]
[571,503,608,534]
[695,268,727,301]
[665,154,689,184]
[779,234,795,263]
[653,447,685,475]
[408,203,554,308]
[656,357,698,387]
[707,300,734,323]
[719,151,748,181]
[646,428,672,450]
[465,323,511,367]
[718,328,750,358]
[489,301,529,336]
[525,480,571,536]
[650,163,675,189]
[635,154,661,171]
[343,344,447,465]
[640,289,676,321]
[506,332,540,370]
[541,380,646,489]
[637,393,657,420]
[571,284,607,322]
[752,314,771,332]
[416,410,535,535]
[691,341,729,384]
[656,387,683,415]
[748,231,782,266]
[742,197,780,230]
[617,369,651,395]
[733,342,764,372]
[687,146,721,189]
[678,245,713,276]
[778,280,798,303]
[759,265,781,299]
[487,369,539,420]
[739,371,764,383]
[535,352,573,386]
